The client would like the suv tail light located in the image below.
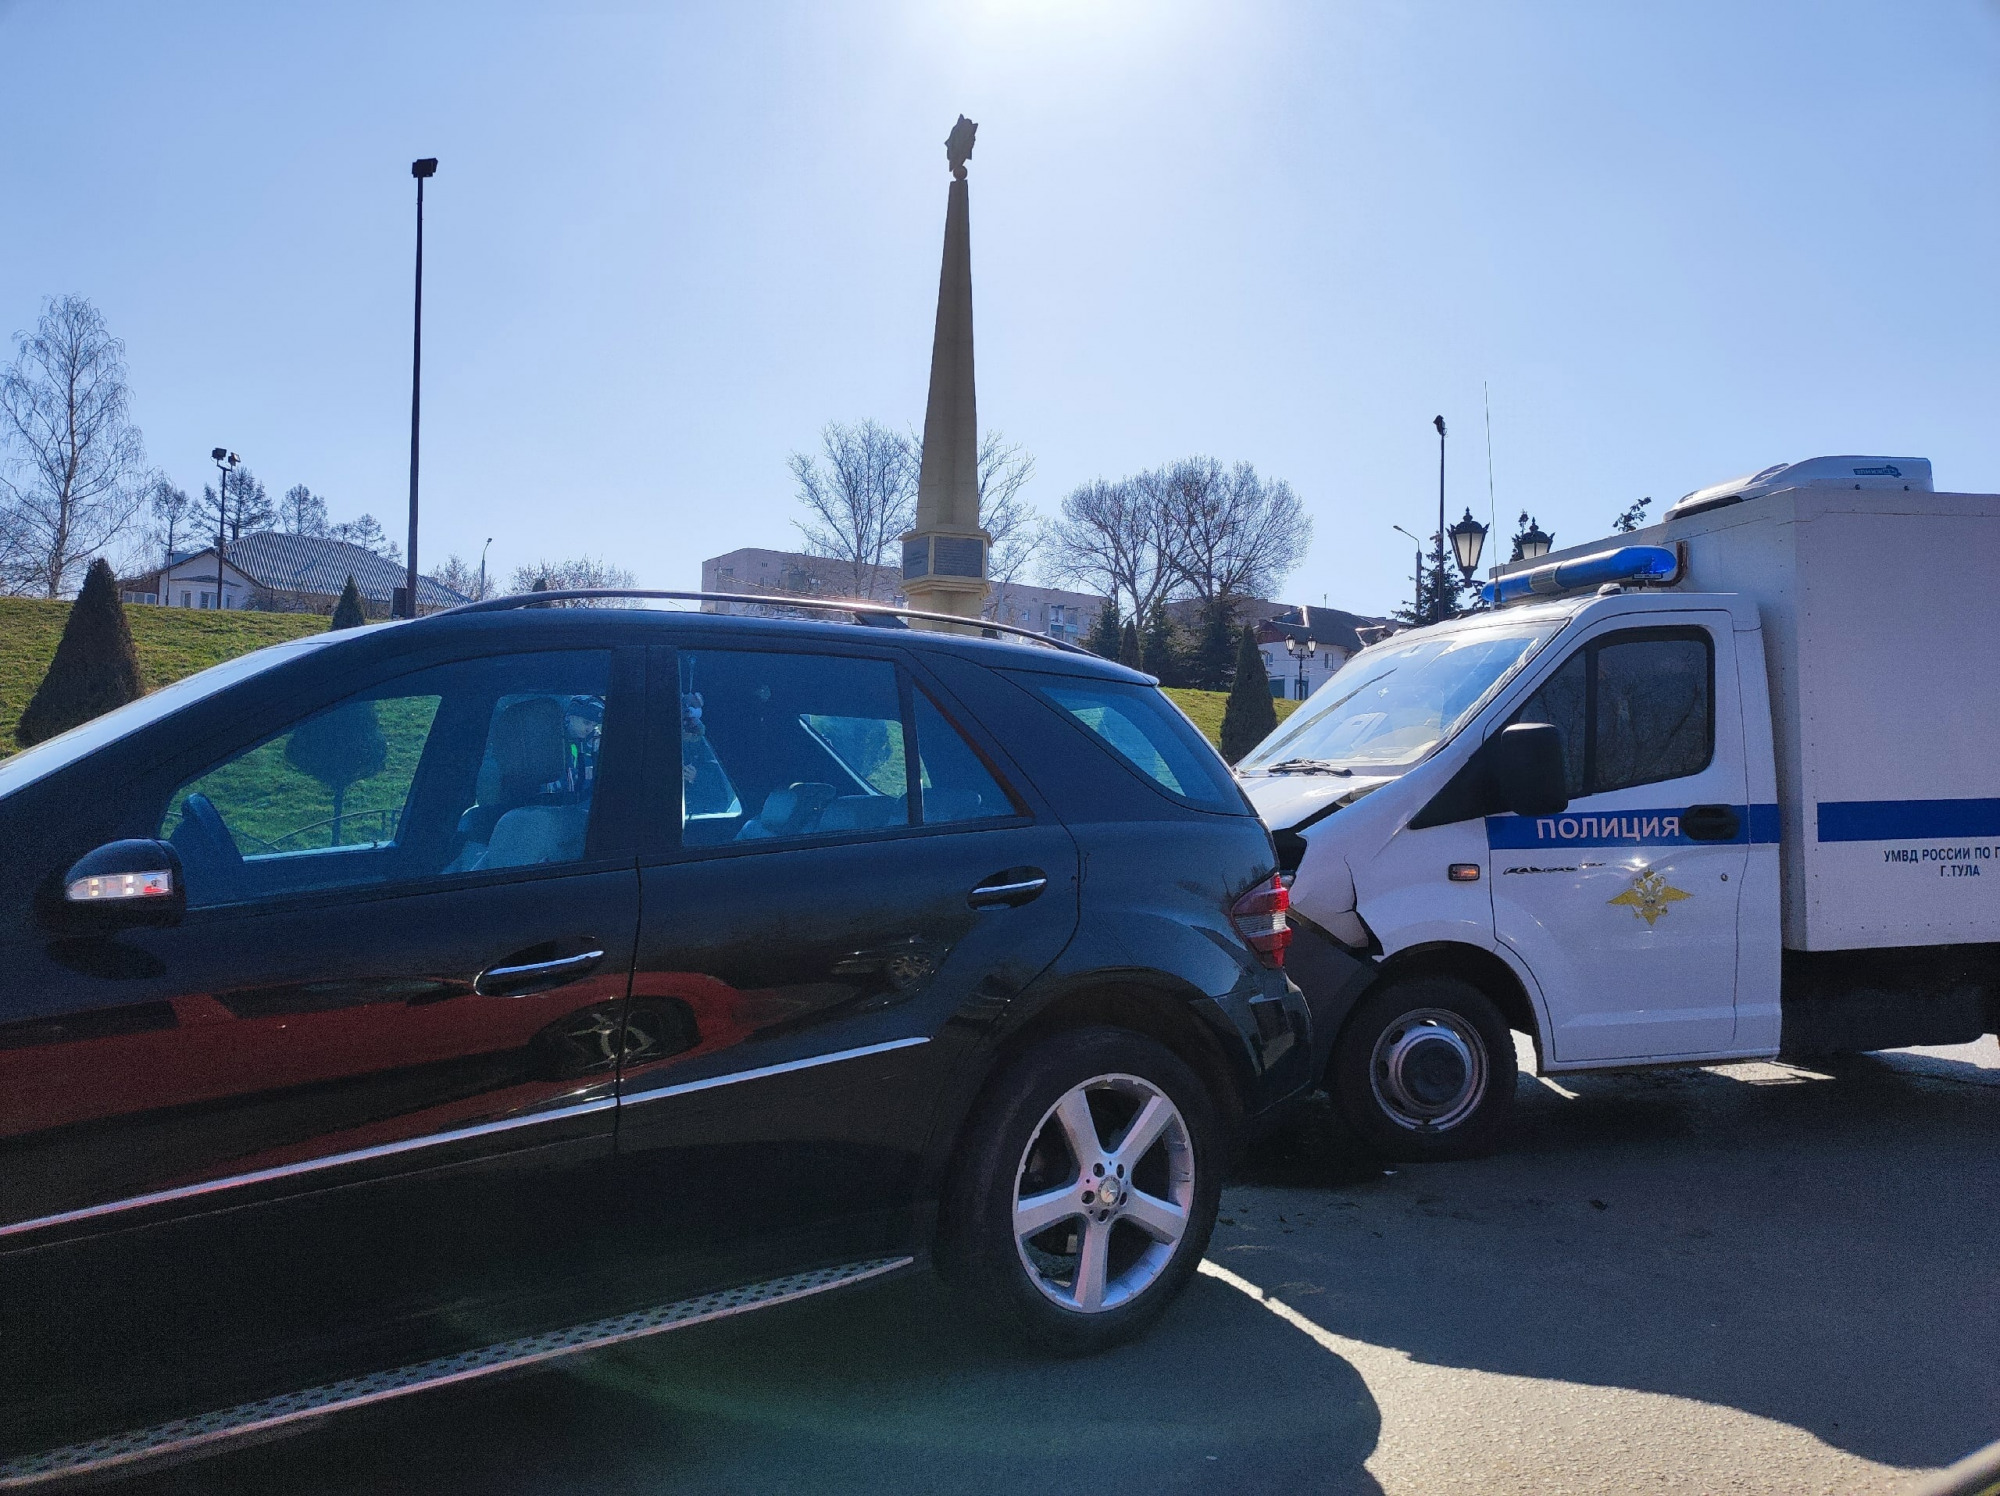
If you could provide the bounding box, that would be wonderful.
[1229,875,1291,969]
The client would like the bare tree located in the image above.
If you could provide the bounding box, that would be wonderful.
[1160,457,1311,604]
[972,432,1045,620]
[280,484,330,537]
[1047,467,1183,622]
[432,553,491,602]
[145,477,194,572]
[195,465,275,549]
[789,420,918,598]
[508,554,638,607]
[328,512,401,562]
[0,296,149,596]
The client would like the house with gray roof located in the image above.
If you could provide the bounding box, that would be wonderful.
[120,533,467,617]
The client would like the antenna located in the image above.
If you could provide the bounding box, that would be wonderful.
[1484,381,1497,539]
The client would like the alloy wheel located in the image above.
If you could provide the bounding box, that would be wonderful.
[1011,1072,1195,1313]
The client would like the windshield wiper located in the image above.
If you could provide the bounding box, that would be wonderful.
[1256,758,1354,776]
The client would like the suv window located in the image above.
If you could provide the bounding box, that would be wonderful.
[161,650,611,907]
[677,649,1020,847]
[1019,673,1241,812]
[1509,627,1712,796]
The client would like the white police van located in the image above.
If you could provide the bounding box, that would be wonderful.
[1242,457,2000,1157]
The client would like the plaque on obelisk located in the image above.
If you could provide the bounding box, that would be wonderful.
[900,115,991,630]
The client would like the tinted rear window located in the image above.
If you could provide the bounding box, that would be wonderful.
[1011,672,1243,812]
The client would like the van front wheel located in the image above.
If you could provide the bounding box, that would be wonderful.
[1330,977,1516,1160]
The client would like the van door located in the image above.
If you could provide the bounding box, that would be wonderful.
[1489,616,1750,1062]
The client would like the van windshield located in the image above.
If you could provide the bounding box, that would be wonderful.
[1237,621,1560,773]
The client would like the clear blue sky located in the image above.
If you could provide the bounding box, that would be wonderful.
[3,0,1995,615]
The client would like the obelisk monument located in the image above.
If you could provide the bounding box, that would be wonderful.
[900,115,991,629]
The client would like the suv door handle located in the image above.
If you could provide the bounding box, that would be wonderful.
[1682,804,1741,842]
[476,948,605,997]
[969,869,1047,909]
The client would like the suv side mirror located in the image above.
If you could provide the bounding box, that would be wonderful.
[1489,723,1568,818]
[56,839,186,931]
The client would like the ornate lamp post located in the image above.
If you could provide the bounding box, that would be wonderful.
[1517,517,1554,561]
[1449,508,1489,582]
[1285,632,1317,701]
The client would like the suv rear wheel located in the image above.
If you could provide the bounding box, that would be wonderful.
[939,1028,1221,1355]
[1330,976,1517,1160]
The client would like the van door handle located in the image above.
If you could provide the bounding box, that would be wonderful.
[1682,804,1741,842]
[969,869,1047,909]
[476,948,605,997]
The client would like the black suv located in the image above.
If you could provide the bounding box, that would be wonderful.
[0,597,1313,1482]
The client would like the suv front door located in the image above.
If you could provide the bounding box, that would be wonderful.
[0,645,644,1447]
[615,641,1078,1276]
[1489,617,1750,1062]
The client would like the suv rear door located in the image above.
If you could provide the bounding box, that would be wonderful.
[615,639,1078,1273]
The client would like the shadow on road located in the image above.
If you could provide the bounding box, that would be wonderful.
[1219,1040,2000,1474]
[120,1267,1384,1495]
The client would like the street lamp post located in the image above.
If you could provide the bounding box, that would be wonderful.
[477,536,492,601]
[1392,523,1428,621]
[1432,415,1448,623]
[405,157,438,619]
[210,447,238,610]
[1285,632,1317,701]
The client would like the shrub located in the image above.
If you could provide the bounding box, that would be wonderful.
[15,559,144,747]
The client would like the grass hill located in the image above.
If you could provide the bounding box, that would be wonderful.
[0,596,1308,759]
[1165,687,1303,751]
[0,598,324,754]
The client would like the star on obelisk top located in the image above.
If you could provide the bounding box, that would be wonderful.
[901,115,991,629]
[946,115,977,180]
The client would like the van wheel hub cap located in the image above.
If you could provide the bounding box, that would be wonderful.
[1370,1009,1488,1131]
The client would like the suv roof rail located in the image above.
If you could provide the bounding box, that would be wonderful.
[435,588,1100,657]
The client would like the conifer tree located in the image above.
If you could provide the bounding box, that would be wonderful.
[1118,620,1143,670]
[1141,603,1182,686]
[328,576,367,630]
[1085,598,1122,659]
[1191,598,1238,691]
[16,558,145,747]
[1220,624,1278,765]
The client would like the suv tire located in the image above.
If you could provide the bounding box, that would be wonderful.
[1331,976,1516,1160]
[939,1027,1221,1355]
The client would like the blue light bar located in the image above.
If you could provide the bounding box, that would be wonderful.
[1482,544,1681,607]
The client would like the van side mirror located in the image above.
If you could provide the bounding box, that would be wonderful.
[1489,724,1569,818]
[55,839,186,931]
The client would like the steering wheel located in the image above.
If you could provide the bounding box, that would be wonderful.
[176,792,244,884]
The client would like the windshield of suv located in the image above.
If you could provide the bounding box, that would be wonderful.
[1237,620,1561,773]
[0,631,356,802]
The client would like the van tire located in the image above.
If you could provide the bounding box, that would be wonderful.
[1330,977,1516,1161]
[936,1028,1221,1356]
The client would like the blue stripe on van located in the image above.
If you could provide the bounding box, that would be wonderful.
[1816,798,2000,842]
[1485,805,1780,849]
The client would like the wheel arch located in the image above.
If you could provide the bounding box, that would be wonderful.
[1355,940,1542,1065]
[928,976,1252,1209]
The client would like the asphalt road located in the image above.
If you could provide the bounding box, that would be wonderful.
[117,1036,1999,1496]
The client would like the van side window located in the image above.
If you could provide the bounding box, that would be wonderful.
[1509,628,1712,795]
[1510,651,1587,799]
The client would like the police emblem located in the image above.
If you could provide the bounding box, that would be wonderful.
[1609,869,1691,927]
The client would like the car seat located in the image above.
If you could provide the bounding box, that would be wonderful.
[449,697,589,871]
